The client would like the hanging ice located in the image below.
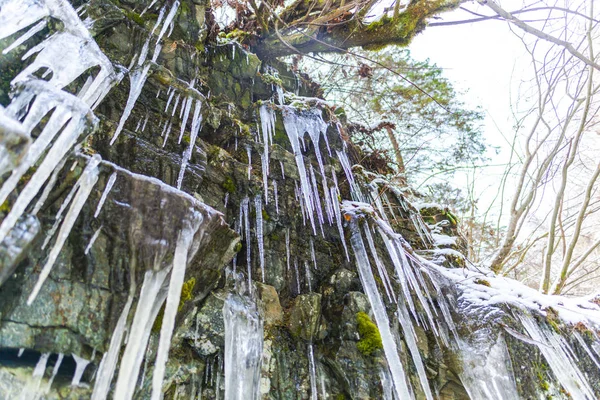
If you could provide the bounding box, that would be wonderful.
[0,0,119,108]
[345,215,412,399]
[114,269,170,400]
[520,314,596,399]
[223,291,264,400]
[110,1,180,145]
[152,213,203,400]
[94,172,117,218]
[44,353,64,395]
[255,195,265,283]
[273,180,279,214]
[176,99,203,189]
[240,197,252,288]
[0,82,98,244]
[259,104,276,201]
[307,343,318,400]
[91,294,134,400]
[455,335,518,400]
[27,155,101,305]
[18,352,49,400]
[85,226,103,255]
[71,353,91,387]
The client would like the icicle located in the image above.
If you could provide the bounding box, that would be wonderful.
[141,113,149,132]
[285,228,291,272]
[176,99,202,189]
[18,348,24,357]
[110,6,169,145]
[305,261,312,292]
[455,334,518,400]
[520,314,596,399]
[171,93,181,117]
[162,121,172,147]
[92,293,134,400]
[573,332,600,369]
[396,302,433,400]
[71,353,91,386]
[280,160,285,179]
[151,214,202,400]
[259,105,275,202]
[165,90,176,112]
[241,197,252,289]
[307,343,318,400]
[346,217,412,399]
[224,192,229,208]
[246,145,252,181]
[42,177,79,250]
[363,225,395,304]
[28,155,101,305]
[336,150,363,202]
[223,292,264,400]
[31,157,67,216]
[0,87,97,243]
[273,180,279,214]
[255,195,265,283]
[282,109,316,234]
[330,187,349,262]
[294,259,301,294]
[44,353,64,394]
[114,268,169,400]
[309,165,325,236]
[94,172,117,218]
[2,20,47,55]
[178,96,193,143]
[152,1,180,62]
[85,226,103,255]
[1,0,118,108]
[310,239,318,271]
[18,352,49,400]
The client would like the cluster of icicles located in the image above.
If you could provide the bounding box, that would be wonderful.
[1,0,599,399]
[0,1,208,399]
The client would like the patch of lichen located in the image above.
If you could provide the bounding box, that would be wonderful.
[356,311,383,356]
[152,277,196,333]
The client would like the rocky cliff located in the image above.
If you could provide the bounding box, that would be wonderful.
[0,1,600,399]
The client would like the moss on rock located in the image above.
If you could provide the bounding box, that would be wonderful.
[356,311,382,356]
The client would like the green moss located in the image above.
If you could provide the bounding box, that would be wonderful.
[0,200,10,214]
[222,176,236,194]
[356,312,383,356]
[365,15,392,31]
[260,73,283,87]
[335,394,346,400]
[474,278,491,287]
[262,209,270,221]
[124,10,145,26]
[152,277,196,332]
[233,241,243,253]
[545,307,562,333]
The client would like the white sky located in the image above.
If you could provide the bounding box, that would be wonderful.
[407,3,533,218]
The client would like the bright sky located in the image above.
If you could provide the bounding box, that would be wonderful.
[407,4,532,218]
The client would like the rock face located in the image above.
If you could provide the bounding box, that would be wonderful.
[0,1,600,399]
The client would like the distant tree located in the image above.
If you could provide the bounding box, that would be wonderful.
[301,48,487,184]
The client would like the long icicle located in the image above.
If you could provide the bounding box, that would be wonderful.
[347,217,412,399]
[27,155,101,305]
[151,213,202,400]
